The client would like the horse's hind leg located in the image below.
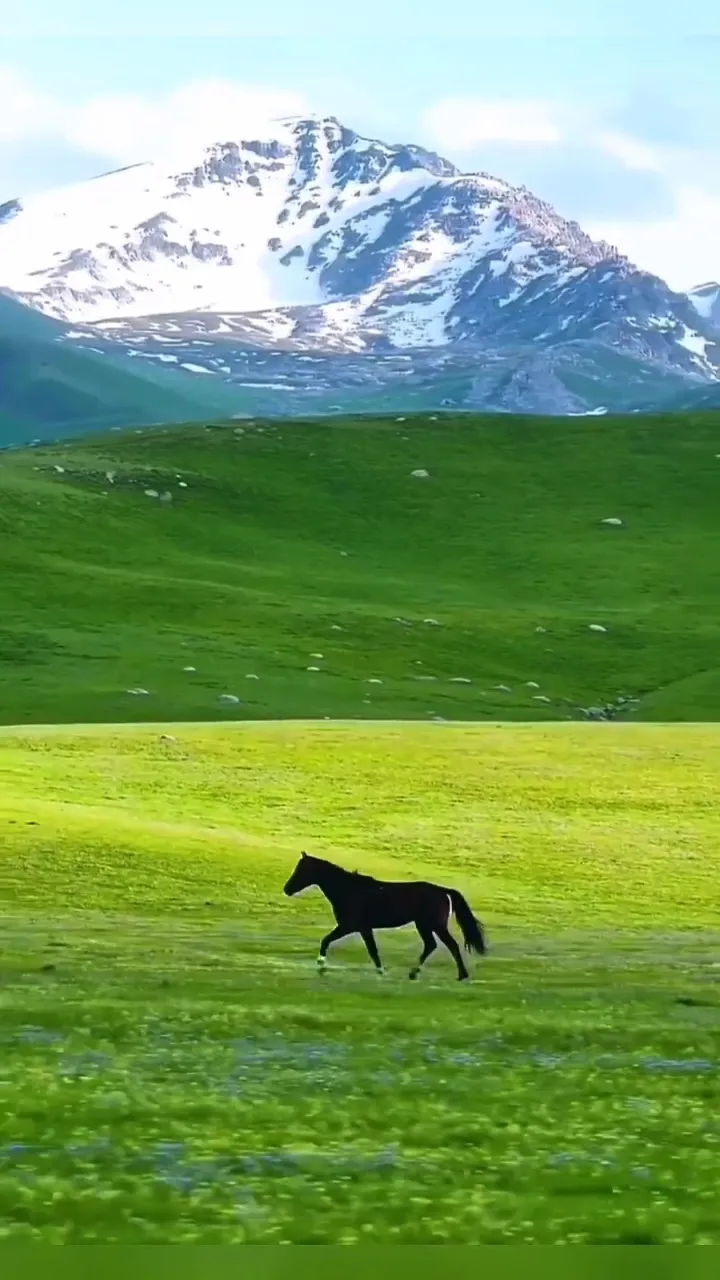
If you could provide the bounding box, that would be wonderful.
[435,923,470,982]
[409,920,437,980]
[361,929,385,975]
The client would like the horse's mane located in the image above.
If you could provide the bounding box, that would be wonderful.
[307,855,378,884]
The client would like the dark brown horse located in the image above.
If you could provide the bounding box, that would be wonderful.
[283,853,486,981]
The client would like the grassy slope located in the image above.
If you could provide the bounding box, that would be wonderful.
[0,295,245,446]
[1,721,719,1243]
[1,411,720,724]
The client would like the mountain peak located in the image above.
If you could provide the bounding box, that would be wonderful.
[0,113,716,382]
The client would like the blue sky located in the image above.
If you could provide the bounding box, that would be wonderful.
[2,0,720,287]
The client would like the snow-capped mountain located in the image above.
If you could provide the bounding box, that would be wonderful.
[0,115,717,388]
[688,281,720,331]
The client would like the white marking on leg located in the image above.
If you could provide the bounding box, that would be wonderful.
[317,955,327,969]
[447,893,453,918]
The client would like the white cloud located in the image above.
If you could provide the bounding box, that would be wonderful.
[423,97,562,150]
[594,130,663,173]
[64,81,310,165]
[0,68,58,142]
[588,187,720,291]
[0,66,308,165]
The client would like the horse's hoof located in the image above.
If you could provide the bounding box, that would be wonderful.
[409,970,419,981]
[376,968,386,977]
[458,974,470,982]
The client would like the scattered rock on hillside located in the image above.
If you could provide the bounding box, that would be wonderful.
[577,691,640,720]
[127,687,149,696]
[367,677,383,684]
[144,489,159,498]
[183,665,196,672]
[245,673,259,679]
[494,684,513,693]
[535,626,547,633]
[411,469,429,478]
[307,666,320,672]
[533,695,551,703]
[449,677,471,684]
[589,624,607,633]
[423,618,440,626]
[601,517,623,526]
[525,681,540,688]
[219,693,240,703]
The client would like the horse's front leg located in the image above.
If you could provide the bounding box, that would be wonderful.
[361,929,385,975]
[317,924,352,973]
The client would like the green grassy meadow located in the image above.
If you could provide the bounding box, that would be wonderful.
[1,411,720,726]
[2,720,720,1243]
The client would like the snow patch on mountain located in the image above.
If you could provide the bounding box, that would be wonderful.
[0,117,448,324]
[688,281,720,329]
[677,325,711,359]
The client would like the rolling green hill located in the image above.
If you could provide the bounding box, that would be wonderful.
[1,409,719,725]
[0,294,246,446]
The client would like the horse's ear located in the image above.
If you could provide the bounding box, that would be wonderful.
[301,851,307,859]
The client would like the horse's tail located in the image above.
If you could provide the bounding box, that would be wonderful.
[447,889,487,955]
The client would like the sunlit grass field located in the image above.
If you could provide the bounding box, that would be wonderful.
[1,720,719,1243]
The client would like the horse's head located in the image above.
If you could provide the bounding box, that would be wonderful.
[283,852,318,897]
